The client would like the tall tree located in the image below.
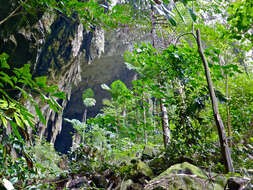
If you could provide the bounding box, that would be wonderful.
[196,29,234,173]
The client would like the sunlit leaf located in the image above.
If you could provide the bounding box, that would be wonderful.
[174,4,185,23]
[14,113,24,129]
[101,84,111,91]
[49,97,62,112]
[187,6,197,22]
[35,76,47,88]
[10,120,24,143]
[23,113,36,131]
[52,91,66,99]
[34,103,46,125]
[0,115,8,128]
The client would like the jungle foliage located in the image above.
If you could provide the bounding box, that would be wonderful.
[0,0,252,189]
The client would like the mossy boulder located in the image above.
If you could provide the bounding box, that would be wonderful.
[158,162,206,178]
[144,162,225,190]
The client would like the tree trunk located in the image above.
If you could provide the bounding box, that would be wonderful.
[116,109,120,137]
[135,108,140,142]
[122,105,127,127]
[225,75,232,147]
[82,108,87,123]
[141,92,148,144]
[133,73,140,142]
[160,99,170,148]
[143,105,148,144]
[196,29,234,173]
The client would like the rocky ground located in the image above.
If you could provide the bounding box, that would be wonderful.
[48,145,252,190]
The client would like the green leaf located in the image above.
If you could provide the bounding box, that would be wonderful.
[0,115,8,128]
[166,15,177,26]
[52,91,66,99]
[39,92,48,103]
[187,6,197,22]
[23,113,36,131]
[14,113,24,129]
[47,99,57,112]
[0,88,9,98]
[10,120,24,143]
[49,97,62,112]
[15,86,28,99]
[0,72,14,87]
[45,85,58,93]
[35,76,47,88]
[34,103,46,125]
[174,4,185,23]
[180,0,188,5]
[0,53,10,69]
[82,88,94,100]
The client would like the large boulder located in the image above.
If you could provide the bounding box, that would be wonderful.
[144,162,225,190]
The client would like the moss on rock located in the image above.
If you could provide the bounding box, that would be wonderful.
[145,162,224,190]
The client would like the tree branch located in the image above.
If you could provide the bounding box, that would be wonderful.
[174,32,196,45]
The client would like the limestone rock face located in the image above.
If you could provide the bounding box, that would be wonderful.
[33,17,91,144]
[0,0,55,69]
[0,0,95,145]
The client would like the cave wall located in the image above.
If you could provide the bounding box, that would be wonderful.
[55,27,151,153]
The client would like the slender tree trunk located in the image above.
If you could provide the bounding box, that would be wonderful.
[196,29,234,173]
[225,75,232,147]
[153,98,157,134]
[135,108,140,142]
[143,105,148,144]
[122,105,127,127]
[148,97,153,127]
[160,99,170,148]
[116,109,120,137]
[82,108,87,123]
[141,91,148,144]
[133,73,140,142]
